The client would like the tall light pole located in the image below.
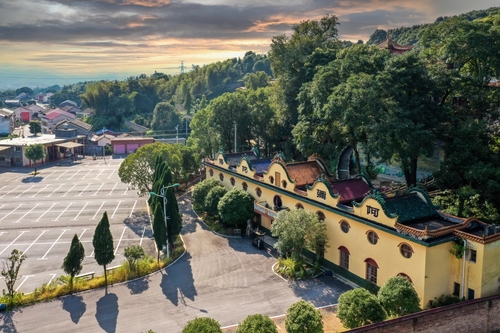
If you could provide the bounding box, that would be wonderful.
[175,125,179,144]
[233,121,237,153]
[149,183,180,258]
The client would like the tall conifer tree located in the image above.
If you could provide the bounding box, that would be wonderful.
[93,211,115,284]
[152,202,167,263]
[62,234,85,290]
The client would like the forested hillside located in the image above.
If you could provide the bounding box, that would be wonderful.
[367,6,500,46]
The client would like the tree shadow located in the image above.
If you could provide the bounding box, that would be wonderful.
[21,176,43,183]
[0,309,19,333]
[95,289,119,333]
[61,294,87,324]
[123,211,151,238]
[160,253,198,308]
[289,276,352,307]
[125,276,149,295]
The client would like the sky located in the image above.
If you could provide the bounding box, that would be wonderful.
[0,0,498,90]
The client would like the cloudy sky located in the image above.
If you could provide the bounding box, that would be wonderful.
[0,0,498,89]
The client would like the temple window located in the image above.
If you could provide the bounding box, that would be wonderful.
[230,177,235,186]
[256,187,262,197]
[399,243,413,258]
[340,220,350,233]
[367,231,379,245]
[242,182,248,191]
[339,246,350,270]
[365,258,378,284]
[219,173,224,182]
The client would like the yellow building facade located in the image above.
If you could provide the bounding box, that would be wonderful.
[205,152,500,307]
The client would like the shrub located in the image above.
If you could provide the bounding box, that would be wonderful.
[192,178,221,209]
[285,300,323,333]
[204,185,228,216]
[182,317,222,333]
[377,275,420,317]
[218,188,255,227]
[236,314,277,333]
[337,288,386,329]
[426,294,462,309]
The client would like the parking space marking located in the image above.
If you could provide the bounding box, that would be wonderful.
[62,184,77,197]
[55,170,69,180]
[16,185,35,198]
[54,203,73,221]
[108,183,118,195]
[94,169,104,179]
[82,170,92,179]
[0,230,29,255]
[129,200,137,217]
[15,275,34,291]
[32,184,49,198]
[47,184,64,197]
[78,183,91,196]
[0,185,20,198]
[107,170,115,179]
[140,226,146,246]
[92,201,106,220]
[43,171,56,179]
[87,249,94,258]
[48,274,57,285]
[23,230,48,255]
[14,203,40,223]
[73,202,89,220]
[114,227,127,255]
[38,229,68,260]
[0,231,6,238]
[122,187,128,195]
[0,203,24,222]
[93,183,104,196]
[34,203,56,222]
[0,185,6,192]
[111,201,122,219]
[68,170,80,180]
[79,228,87,239]
[0,204,7,211]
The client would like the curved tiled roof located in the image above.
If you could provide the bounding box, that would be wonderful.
[286,160,328,187]
[385,193,438,223]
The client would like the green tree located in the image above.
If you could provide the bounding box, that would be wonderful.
[152,202,167,263]
[182,317,222,333]
[187,105,221,158]
[236,314,277,333]
[92,211,115,284]
[217,188,254,227]
[1,249,27,301]
[204,185,228,216]
[24,143,46,175]
[285,300,323,333]
[62,234,85,290]
[161,167,182,249]
[151,102,181,131]
[28,120,41,136]
[271,209,326,261]
[243,71,270,90]
[377,275,421,317]
[123,245,145,273]
[192,178,221,210]
[337,288,387,329]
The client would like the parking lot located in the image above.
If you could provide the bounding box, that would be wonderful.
[0,157,155,293]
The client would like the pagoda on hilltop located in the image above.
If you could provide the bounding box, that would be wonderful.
[376,39,414,55]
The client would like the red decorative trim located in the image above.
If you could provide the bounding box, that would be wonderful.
[364,258,378,268]
[338,246,350,255]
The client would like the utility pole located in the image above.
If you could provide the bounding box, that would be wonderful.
[175,125,179,144]
[233,121,237,153]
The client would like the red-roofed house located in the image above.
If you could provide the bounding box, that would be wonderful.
[41,108,76,133]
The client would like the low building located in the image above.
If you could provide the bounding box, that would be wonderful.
[41,108,76,133]
[204,152,500,308]
[0,108,15,135]
[110,137,154,155]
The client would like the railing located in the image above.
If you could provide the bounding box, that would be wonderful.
[254,201,278,218]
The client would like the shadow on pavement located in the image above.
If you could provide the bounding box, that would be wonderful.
[123,211,151,238]
[95,289,119,333]
[160,253,198,308]
[0,309,19,333]
[289,276,352,307]
[61,294,87,324]
[126,276,150,295]
[21,176,43,183]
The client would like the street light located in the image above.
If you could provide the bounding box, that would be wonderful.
[175,125,179,144]
[149,183,180,258]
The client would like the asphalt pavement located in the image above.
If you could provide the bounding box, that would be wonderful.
[0,192,351,333]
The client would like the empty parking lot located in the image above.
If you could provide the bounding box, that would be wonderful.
[0,158,154,293]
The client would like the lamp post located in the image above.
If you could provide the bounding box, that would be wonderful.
[149,183,180,258]
[175,125,179,144]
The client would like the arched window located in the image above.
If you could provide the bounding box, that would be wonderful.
[242,182,248,191]
[256,187,262,197]
[273,195,282,208]
[340,220,350,233]
[282,180,287,188]
[295,203,304,209]
[209,169,214,177]
[339,246,350,270]
[230,177,235,186]
[316,211,325,221]
[365,258,379,284]
[219,173,224,182]
[366,230,379,245]
[397,273,413,283]
[399,243,413,258]
[269,176,274,184]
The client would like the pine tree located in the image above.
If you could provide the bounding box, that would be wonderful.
[152,202,167,263]
[161,166,182,248]
[93,211,115,284]
[62,234,85,290]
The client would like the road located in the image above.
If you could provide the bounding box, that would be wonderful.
[0,192,351,333]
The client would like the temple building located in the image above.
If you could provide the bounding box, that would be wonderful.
[204,152,500,308]
[376,39,414,55]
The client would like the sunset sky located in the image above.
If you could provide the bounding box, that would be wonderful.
[0,0,498,89]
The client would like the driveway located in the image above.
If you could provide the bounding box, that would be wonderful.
[0,193,350,333]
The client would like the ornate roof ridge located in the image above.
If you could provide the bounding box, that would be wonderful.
[306,174,339,198]
[352,189,398,219]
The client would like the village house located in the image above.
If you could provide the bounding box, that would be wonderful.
[0,108,15,135]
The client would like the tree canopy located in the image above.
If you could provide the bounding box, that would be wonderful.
[285,300,323,333]
[217,188,254,227]
[337,288,387,329]
[92,211,115,284]
[236,314,277,333]
[62,234,85,289]
[378,275,421,317]
[182,317,222,333]
[24,144,46,175]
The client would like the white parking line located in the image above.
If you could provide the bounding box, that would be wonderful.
[0,185,6,192]
[62,184,77,197]
[107,170,115,179]
[108,183,118,195]
[43,171,56,179]
[87,249,94,258]
[55,170,69,180]
[23,230,47,254]
[129,200,137,217]
[0,204,24,222]
[122,187,128,195]
[32,184,49,198]
[38,229,68,260]
[114,227,126,255]
[92,201,106,220]
[0,231,6,238]
[15,275,34,291]
[47,184,64,197]
[0,185,20,198]
[54,203,73,221]
[0,231,29,255]
[94,170,104,179]
[82,170,92,179]
[16,185,35,198]
[93,183,104,196]
[0,204,7,211]
[14,203,40,223]
[140,226,146,246]
[79,228,87,239]
[68,170,80,180]
[73,202,89,220]
[48,274,57,285]
[79,183,91,196]
[111,201,122,219]
[34,203,56,222]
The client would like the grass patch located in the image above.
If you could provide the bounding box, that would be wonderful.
[274,257,321,280]
[0,239,184,310]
